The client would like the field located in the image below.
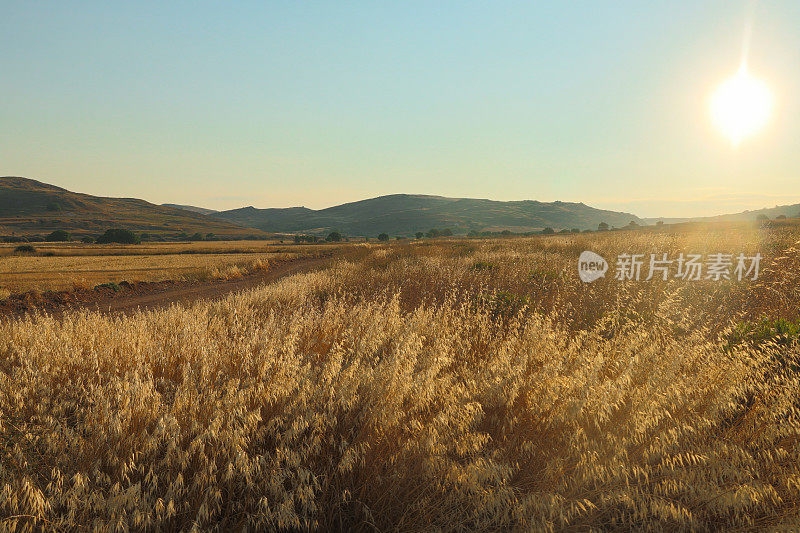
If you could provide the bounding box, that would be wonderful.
[0,241,336,295]
[2,226,800,530]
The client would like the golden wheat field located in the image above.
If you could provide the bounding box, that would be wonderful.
[2,227,800,530]
[0,241,336,294]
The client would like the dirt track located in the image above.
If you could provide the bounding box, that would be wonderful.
[0,255,331,318]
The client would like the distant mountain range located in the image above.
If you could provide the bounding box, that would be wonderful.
[644,203,800,225]
[0,177,264,238]
[215,194,643,235]
[3,176,799,239]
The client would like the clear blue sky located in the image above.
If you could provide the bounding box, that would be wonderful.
[2,1,799,217]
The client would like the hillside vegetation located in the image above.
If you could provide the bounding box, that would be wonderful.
[2,228,800,530]
[217,194,643,235]
[0,177,263,238]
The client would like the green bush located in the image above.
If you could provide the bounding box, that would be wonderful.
[96,228,140,244]
[377,233,389,241]
[46,230,72,242]
[471,261,494,271]
[326,232,342,242]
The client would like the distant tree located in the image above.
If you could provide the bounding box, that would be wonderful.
[500,230,512,236]
[96,228,140,244]
[45,230,71,242]
[628,220,639,228]
[467,230,480,237]
[205,233,216,241]
[541,227,555,235]
[583,229,594,233]
[598,222,609,231]
[415,232,424,239]
[81,236,95,243]
[178,232,190,240]
[441,228,453,236]
[377,233,389,241]
[293,235,303,244]
[188,232,204,241]
[559,229,572,234]
[395,236,405,241]
[776,214,787,220]
[45,202,61,212]
[326,231,342,242]
[14,244,36,253]
[426,229,440,238]
[571,228,580,233]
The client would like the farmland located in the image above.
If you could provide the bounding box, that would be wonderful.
[0,240,337,295]
[1,225,800,530]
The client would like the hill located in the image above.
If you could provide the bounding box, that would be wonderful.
[162,203,218,215]
[0,177,265,238]
[216,194,643,235]
[644,202,800,225]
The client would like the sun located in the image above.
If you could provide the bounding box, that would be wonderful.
[710,65,773,146]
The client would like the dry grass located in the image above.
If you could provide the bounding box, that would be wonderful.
[1,227,800,530]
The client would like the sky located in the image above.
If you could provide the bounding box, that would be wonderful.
[2,1,799,217]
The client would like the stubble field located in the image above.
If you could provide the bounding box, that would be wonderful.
[2,225,800,530]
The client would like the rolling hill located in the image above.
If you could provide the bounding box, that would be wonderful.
[216,194,643,236]
[0,177,265,238]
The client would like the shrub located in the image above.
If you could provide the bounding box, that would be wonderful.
[81,236,95,243]
[377,233,389,241]
[96,228,140,244]
[45,230,71,242]
[541,227,555,235]
[415,232,424,239]
[470,261,494,271]
[14,244,36,253]
[326,231,342,242]
[598,222,609,231]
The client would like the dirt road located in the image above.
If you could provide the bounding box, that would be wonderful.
[0,255,331,318]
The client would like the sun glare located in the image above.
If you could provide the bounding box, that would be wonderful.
[710,65,773,147]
